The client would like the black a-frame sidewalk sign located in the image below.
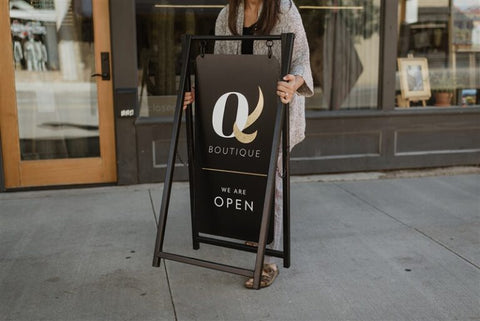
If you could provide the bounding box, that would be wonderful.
[152,34,294,290]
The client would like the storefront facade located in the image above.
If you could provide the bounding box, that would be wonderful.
[1,0,479,191]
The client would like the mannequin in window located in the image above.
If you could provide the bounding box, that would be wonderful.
[33,37,47,71]
[13,36,23,69]
[24,35,38,71]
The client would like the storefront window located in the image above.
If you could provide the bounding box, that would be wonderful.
[10,0,99,160]
[301,0,381,110]
[136,2,222,117]
[136,0,381,117]
[396,0,480,108]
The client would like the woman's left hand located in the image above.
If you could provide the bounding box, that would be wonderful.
[277,74,302,104]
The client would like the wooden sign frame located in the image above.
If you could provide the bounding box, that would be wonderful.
[152,34,294,289]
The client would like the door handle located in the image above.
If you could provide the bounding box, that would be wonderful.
[91,52,110,80]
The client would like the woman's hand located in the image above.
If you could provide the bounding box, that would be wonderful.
[183,87,195,109]
[277,74,304,104]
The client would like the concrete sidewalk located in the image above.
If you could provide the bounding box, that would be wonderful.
[0,170,479,321]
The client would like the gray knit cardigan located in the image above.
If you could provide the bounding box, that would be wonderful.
[214,0,314,148]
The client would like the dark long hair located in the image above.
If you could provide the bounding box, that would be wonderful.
[228,0,286,35]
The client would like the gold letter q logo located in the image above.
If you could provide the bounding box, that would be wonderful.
[211,87,264,144]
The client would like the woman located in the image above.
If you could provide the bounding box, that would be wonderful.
[184,0,313,289]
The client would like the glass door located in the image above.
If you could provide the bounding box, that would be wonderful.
[0,0,116,188]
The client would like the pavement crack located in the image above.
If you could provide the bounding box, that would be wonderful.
[334,183,480,271]
[148,189,158,226]
[150,190,176,319]
[163,262,179,321]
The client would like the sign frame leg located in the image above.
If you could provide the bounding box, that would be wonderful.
[152,35,192,267]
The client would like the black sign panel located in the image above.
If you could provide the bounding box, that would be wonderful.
[194,54,280,242]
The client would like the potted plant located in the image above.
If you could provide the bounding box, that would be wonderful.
[430,69,456,107]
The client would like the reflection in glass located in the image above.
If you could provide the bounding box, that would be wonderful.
[136,2,221,117]
[396,0,480,108]
[136,1,381,116]
[301,0,381,110]
[10,0,99,160]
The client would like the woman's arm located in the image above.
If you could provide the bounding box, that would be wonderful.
[277,74,305,104]
[214,6,229,54]
[183,87,195,109]
[282,2,314,97]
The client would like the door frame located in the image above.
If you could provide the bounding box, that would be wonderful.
[0,0,116,189]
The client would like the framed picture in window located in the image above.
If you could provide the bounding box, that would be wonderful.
[397,57,431,100]
[457,88,478,106]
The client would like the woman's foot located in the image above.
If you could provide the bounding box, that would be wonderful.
[244,263,278,289]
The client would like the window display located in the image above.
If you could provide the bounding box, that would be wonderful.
[301,0,381,110]
[396,0,480,108]
[11,20,49,71]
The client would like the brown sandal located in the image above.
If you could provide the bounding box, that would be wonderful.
[244,264,278,289]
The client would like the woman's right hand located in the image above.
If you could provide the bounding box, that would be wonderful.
[183,87,195,109]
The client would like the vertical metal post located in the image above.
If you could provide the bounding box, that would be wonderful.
[378,0,398,111]
[153,35,192,267]
[185,73,200,250]
[253,101,284,289]
[281,33,294,268]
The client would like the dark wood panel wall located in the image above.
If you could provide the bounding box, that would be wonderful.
[110,0,139,184]
[134,109,480,183]
[136,121,190,182]
[291,111,480,175]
